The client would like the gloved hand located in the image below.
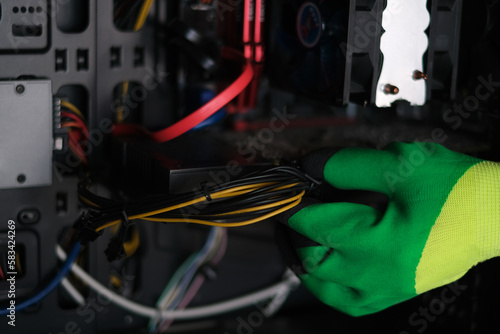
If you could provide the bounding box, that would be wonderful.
[276,142,500,316]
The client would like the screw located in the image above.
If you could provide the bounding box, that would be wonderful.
[384,84,399,95]
[17,174,26,183]
[18,209,40,224]
[16,84,25,94]
[413,70,428,80]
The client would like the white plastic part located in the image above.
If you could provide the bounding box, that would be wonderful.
[375,0,430,107]
[56,245,300,320]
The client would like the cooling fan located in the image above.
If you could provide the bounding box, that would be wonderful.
[270,0,349,103]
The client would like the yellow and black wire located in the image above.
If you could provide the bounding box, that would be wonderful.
[114,0,154,123]
[73,167,319,250]
[114,0,154,31]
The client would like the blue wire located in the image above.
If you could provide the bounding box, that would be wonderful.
[0,243,82,315]
[192,109,226,131]
[186,88,227,131]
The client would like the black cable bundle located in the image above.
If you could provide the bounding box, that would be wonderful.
[74,166,320,245]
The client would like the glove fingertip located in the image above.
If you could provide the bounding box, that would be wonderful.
[276,224,323,276]
[273,197,322,225]
[275,224,306,276]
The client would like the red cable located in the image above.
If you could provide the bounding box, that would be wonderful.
[0,264,5,280]
[254,0,262,44]
[239,0,254,108]
[68,130,88,164]
[254,0,264,64]
[113,47,254,142]
[239,0,264,109]
[61,112,89,138]
[249,0,264,106]
[243,0,253,60]
[243,0,252,44]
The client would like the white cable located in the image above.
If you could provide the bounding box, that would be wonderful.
[261,284,292,317]
[56,245,299,320]
[61,278,86,306]
[263,269,300,317]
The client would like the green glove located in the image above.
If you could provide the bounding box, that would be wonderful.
[277,142,500,316]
